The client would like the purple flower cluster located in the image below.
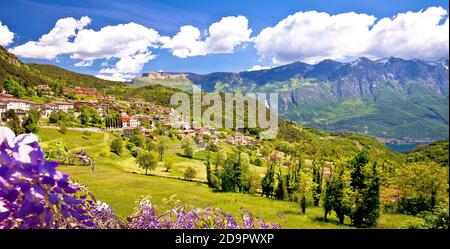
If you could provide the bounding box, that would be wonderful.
[0,127,97,228]
[127,197,280,229]
[1,127,280,229]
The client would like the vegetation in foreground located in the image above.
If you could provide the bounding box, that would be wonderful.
[1,127,278,229]
[37,128,435,229]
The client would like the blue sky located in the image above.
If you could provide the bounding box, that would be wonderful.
[0,0,448,80]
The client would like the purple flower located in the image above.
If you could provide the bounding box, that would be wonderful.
[241,208,255,229]
[0,127,96,229]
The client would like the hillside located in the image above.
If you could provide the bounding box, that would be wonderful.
[134,57,449,141]
[0,43,439,158]
[1,45,125,91]
[1,45,185,106]
[406,140,449,167]
[28,63,125,89]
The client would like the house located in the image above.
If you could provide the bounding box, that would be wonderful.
[121,115,131,127]
[177,129,196,137]
[42,102,74,118]
[141,128,154,138]
[226,132,256,146]
[94,103,109,116]
[121,115,140,128]
[50,102,74,112]
[0,97,38,123]
[0,98,35,111]
[136,115,157,128]
[194,127,217,137]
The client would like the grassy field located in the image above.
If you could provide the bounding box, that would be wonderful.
[37,128,424,228]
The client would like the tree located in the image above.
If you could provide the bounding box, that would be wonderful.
[136,150,158,175]
[275,169,287,200]
[181,137,196,158]
[221,156,237,192]
[261,163,275,198]
[361,161,381,227]
[164,160,173,172]
[52,83,64,96]
[78,108,90,126]
[312,158,323,206]
[205,151,212,187]
[298,170,315,214]
[89,108,102,125]
[395,161,448,215]
[323,161,352,223]
[110,138,123,155]
[5,110,24,135]
[48,111,60,124]
[184,166,197,180]
[22,109,40,133]
[59,125,67,135]
[239,152,251,193]
[129,133,146,148]
[211,150,226,190]
[155,136,169,161]
[245,169,261,194]
[3,79,26,98]
[348,150,381,227]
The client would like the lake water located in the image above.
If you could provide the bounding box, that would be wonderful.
[386,143,423,153]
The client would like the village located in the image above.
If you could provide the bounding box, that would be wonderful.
[0,85,259,148]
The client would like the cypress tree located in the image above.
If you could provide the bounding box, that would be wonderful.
[205,151,212,187]
[261,163,275,198]
[362,161,381,227]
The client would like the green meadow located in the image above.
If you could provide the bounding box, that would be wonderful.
[37,128,423,228]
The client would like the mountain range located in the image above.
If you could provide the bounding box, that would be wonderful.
[133,57,449,142]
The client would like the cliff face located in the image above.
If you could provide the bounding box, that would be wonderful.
[142,72,189,81]
[0,46,22,67]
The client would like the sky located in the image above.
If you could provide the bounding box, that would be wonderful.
[0,0,448,81]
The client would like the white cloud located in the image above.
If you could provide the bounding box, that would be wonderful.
[10,16,91,59]
[247,65,274,71]
[97,52,155,80]
[0,20,14,46]
[11,17,160,81]
[254,7,449,64]
[366,7,449,61]
[161,15,252,58]
[95,73,132,82]
[74,60,93,67]
[70,22,159,61]
[253,11,376,64]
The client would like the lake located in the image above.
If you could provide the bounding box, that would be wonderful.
[386,143,426,153]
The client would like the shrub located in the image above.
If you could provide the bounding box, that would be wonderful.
[183,166,197,180]
[59,125,67,135]
[110,138,123,155]
[98,146,111,158]
[181,137,196,158]
[164,161,173,172]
